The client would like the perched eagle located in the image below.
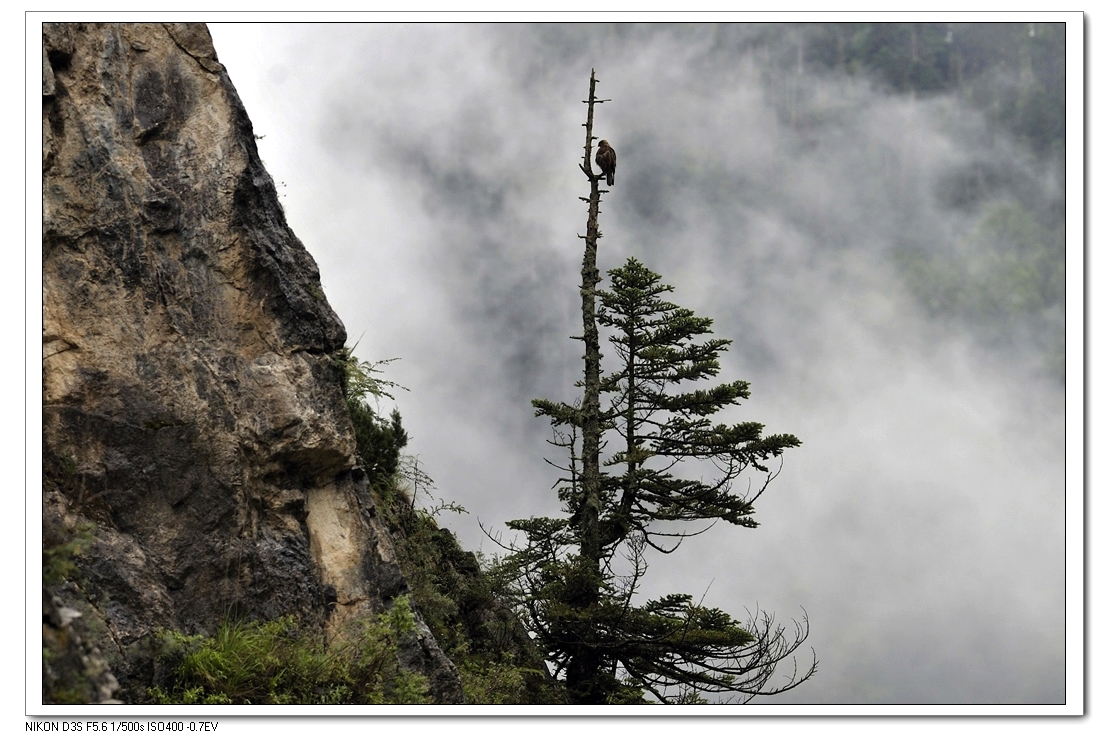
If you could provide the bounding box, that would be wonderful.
[595,139,616,186]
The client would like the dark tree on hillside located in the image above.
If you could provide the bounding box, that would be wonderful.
[496,72,815,704]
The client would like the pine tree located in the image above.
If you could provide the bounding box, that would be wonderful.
[595,258,803,546]
[496,74,815,704]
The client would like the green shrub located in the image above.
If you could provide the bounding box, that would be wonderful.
[43,520,95,586]
[336,345,566,703]
[334,347,411,493]
[377,488,567,704]
[147,598,429,705]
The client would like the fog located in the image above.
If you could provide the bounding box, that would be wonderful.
[207,23,1067,704]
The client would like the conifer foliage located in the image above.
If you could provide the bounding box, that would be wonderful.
[498,72,815,704]
[597,258,803,540]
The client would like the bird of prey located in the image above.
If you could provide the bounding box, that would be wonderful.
[596,139,616,186]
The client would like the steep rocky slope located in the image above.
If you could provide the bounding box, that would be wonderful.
[41,22,460,703]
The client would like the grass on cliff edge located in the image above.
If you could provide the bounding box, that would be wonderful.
[147,597,429,705]
[340,346,566,704]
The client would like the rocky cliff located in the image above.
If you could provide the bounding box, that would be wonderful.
[41,22,461,703]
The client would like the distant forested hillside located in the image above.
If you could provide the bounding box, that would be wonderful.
[736,22,1065,379]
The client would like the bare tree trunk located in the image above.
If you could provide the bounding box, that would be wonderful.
[569,67,608,704]
[578,68,604,574]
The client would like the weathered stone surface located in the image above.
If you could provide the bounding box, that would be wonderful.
[43,586,122,705]
[41,22,461,703]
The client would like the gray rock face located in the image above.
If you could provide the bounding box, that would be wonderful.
[43,587,122,705]
[41,22,461,703]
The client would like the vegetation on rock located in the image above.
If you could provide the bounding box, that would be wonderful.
[147,599,429,705]
[339,347,565,704]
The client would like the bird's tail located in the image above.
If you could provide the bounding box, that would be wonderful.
[607,173,614,186]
